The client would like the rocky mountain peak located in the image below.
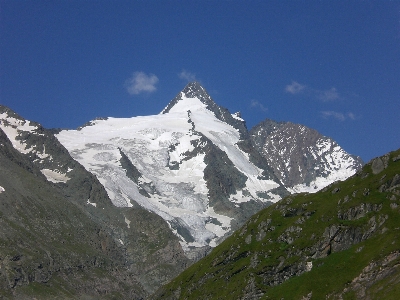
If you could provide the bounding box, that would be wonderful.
[161,82,249,138]
[181,81,208,99]
[0,84,371,299]
[161,81,215,114]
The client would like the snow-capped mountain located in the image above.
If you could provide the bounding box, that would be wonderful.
[0,83,364,297]
[56,82,286,258]
[250,119,363,193]
[0,82,363,261]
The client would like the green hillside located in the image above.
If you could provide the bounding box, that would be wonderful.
[154,149,400,300]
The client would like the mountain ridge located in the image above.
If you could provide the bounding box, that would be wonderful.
[250,118,363,192]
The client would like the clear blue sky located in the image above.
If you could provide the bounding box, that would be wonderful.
[1,1,399,162]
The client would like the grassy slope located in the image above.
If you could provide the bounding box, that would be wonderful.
[154,148,400,300]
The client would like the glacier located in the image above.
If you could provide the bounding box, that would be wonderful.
[56,91,281,254]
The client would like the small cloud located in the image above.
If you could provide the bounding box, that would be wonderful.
[316,87,340,102]
[285,81,340,102]
[285,81,306,94]
[321,111,356,121]
[250,100,268,112]
[125,72,159,95]
[179,70,197,82]
[347,112,356,120]
[321,111,345,121]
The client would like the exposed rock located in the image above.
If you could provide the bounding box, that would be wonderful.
[338,251,400,299]
[249,119,363,191]
[245,234,252,244]
[337,203,382,220]
[371,154,389,174]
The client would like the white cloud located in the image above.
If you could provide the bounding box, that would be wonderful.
[316,87,340,102]
[348,112,357,120]
[285,81,340,101]
[250,100,268,112]
[125,72,159,95]
[321,111,356,121]
[285,81,306,94]
[321,111,345,121]
[178,70,197,82]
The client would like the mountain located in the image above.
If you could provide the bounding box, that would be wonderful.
[0,106,189,298]
[153,148,400,299]
[55,82,289,260]
[250,119,364,193]
[0,82,363,298]
[54,82,361,260]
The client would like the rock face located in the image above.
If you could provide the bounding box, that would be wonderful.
[250,119,363,193]
[153,148,400,300]
[0,106,189,298]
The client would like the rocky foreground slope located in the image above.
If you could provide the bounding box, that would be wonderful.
[154,148,400,300]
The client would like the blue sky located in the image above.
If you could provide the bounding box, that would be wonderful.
[1,1,399,162]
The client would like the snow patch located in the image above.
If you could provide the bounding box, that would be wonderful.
[87,199,97,207]
[125,216,131,228]
[232,112,244,121]
[41,169,70,183]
